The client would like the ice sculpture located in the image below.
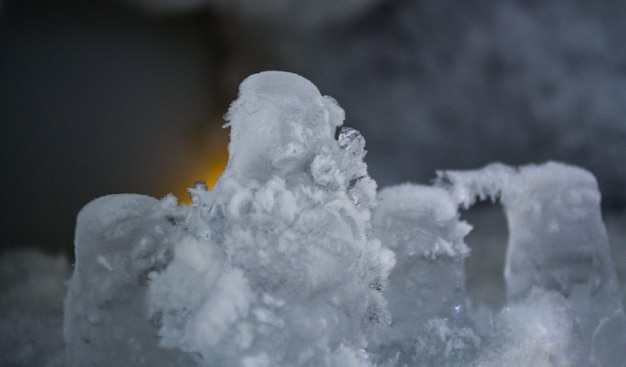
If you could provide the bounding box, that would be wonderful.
[368,184,479,366]
[438,162,626,366]
[64,71,625,367]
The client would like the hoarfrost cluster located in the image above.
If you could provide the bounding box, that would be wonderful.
[63,71,626,367]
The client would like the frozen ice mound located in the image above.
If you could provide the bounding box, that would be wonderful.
[63,71,626,367]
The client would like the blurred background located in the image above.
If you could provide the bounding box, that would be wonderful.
[1,0,625,260]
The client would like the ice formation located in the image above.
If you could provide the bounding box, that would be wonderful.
[65,71,394,367]
[64,194,195,366]
[439,162,626,366]
[368,185,478,366]
[64,71,626,367]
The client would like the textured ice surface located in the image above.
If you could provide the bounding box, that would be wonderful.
[149,71,393,366]
[62,72,626,367]
[64,194,194,366]
[368,184,478,366]
[475,288,577,367]
[65,71,393,367]
[223,70,345,183]
[439,161,626,366]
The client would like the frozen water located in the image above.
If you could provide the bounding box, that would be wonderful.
[65,71,393,367]
[475,288,578,367]
[61,71,626,367]
[590,309,626,367]
[368,184,478,366]
[150,71,394,366]
[503,163,625,365]
[223,71,344,183]
[436,163,516,210]
[64,194,194,367]
[439,161,626,366]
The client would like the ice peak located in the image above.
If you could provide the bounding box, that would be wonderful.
[239,71,321,100]
[223,71,345,183]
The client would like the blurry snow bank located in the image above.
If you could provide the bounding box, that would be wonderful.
[58,71,626,367]
[368,185,479,366]
[0,250,69,367]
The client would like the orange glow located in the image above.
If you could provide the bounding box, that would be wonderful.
[173,125,229,205]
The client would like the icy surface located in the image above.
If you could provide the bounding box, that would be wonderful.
[65,71,393,367]
[368,184,478,366]
[60,72,626,367]
[148,71,393,366]
[64,194,194,366]
[439,161,626,366]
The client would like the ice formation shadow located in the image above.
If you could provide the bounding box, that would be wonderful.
[64,71,625,367]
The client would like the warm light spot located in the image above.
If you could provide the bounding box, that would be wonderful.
[173,124,229,204]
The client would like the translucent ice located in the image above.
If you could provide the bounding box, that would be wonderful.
[439,161,626,365]
[0,250,69,367]
[223,70,344,183]
[368,184,478,366]
[64,194,194,367]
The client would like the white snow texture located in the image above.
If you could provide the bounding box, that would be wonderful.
[63,71,626,367]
